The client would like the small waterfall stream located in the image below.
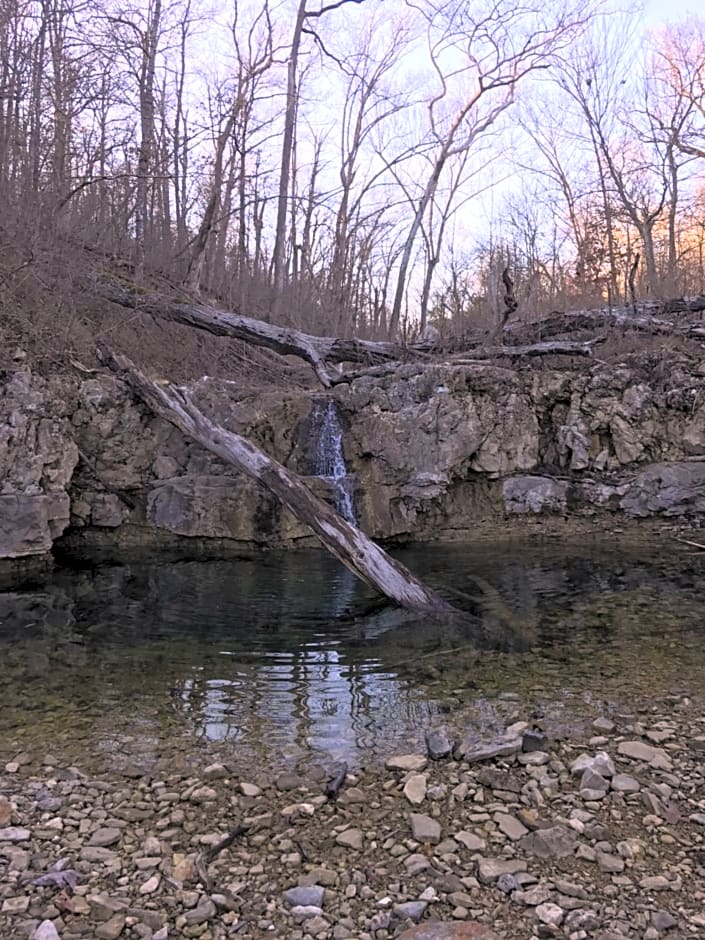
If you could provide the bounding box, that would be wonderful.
[310,399,357,524]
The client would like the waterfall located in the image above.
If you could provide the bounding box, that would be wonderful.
[310,399,357,524]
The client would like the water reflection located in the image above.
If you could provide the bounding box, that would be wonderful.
[1,544,704,773]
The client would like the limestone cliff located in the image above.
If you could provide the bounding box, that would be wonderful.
[2,354,705,560]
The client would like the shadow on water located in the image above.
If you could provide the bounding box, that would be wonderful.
[1,542,705,773]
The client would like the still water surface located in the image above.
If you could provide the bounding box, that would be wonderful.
[1,543,704,774]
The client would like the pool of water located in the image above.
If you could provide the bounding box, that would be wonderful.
[1,543,704,775]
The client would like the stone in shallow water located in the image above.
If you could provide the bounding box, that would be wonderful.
[426,729,452,760]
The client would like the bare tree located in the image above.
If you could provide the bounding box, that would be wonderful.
[388,0,594,338]
[271,0,369,315]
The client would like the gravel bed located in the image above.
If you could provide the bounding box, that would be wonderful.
[2,691,705,940]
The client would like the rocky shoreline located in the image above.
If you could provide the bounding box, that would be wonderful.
[2,691,705,940]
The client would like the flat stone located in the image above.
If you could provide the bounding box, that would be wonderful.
[409,813,441,844]
[457,737,522,763]
[519,826,577,859]
[386,755,428,772]
[476,768,521,793]
[335,828,364,850]
[291,904,323,923]
[89,826,122,847]
[0,826,30,842]
[139,874,160,894]
[518,751,549,766]
[611,774,640,793]
[477,858,527,884]
[2,896,30,914]
[495,813,528,841]
[640,875,675,891]
[403,773,427,805]
[183,899,217,925]
[88,893,128,921]
[596,851,625,873]
[397,924,501,939]
[284,885,325,908]
[513,886,552,906]
[454,831,486,852]
[240,782,262,797]
[593,718,616,733]
[80,846,119,864]
[95,913,127,940]
[617,740,672,769]
[426,729,452,760]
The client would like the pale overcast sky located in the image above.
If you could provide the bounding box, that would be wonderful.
[646,0,700,23]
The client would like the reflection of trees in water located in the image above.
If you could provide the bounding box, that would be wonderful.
[3,545,705,768]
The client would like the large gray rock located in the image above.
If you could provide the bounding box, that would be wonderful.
[620,462,705,517]
[518,826,577,859]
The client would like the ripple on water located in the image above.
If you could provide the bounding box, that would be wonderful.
[1,543,704,774]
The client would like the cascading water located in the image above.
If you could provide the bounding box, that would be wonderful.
[310,398,357,524]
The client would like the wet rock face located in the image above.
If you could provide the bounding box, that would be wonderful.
[4,356,705,559]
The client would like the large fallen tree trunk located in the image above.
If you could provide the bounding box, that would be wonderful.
[98,280,412,387]
[98,347,456,617]
[97,278,705,387]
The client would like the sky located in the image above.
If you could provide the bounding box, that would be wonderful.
[646,0,700,23]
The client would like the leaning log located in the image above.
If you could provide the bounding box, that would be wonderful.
[98,347,455,616]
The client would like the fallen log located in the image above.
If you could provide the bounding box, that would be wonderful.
[330,338,605,386]
[98,280,413,387]
[98,347,456,617]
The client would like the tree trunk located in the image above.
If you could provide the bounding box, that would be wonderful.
[272,0,307,304]
[98,348,455,617]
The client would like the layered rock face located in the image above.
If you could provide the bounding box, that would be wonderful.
[2,356,705,560]
[0,372,78,558]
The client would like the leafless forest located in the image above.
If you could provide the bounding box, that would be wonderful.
[0,0,704,364]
